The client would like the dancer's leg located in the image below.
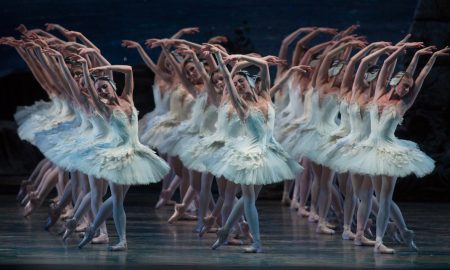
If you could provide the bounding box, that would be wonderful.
[372,175,397,254]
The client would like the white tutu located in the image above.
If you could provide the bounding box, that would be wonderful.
[140,86,194,150]
[336,104,435,177]
[37,107,170,185]
[206,105,302,185]
[138,83,171,139]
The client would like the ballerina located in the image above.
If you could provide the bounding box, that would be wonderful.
[203,46,303,253]
[351,45,446,253]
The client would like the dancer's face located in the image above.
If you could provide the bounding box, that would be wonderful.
[94,79,116,103]
[164,58,174,74]
[233,74,253,98]
[395,76,413,97]
[184,62,201,84]
[212,72,225,93]
[70,66,84,87]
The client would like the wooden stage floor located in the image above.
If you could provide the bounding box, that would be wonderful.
[0,192,450,269]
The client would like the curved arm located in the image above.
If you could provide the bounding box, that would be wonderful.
[374,45,405,100]
[161,45,198,97]
[231,60,253,77]
[276,28,306,77]
[232,54,270,92]
[32,48,67,96]
[131,44,171,81]
[214,51,248,120]
[269,67,296,97]
[299,41,333,65]
[54,55,85,106]
[352,47,390,92]
[316,43,351,87]
[103,65,134,101]
[16,46,53,93]
[75,33,100,53]
[341,43,380,93]
[27,29,57,39]
[291,30,321,66]
[189,52,221,106]
[46,24,77,42]
[402,54,438,110]
[82,64,108,114]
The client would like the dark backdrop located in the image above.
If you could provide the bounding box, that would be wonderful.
[1,0,449,201]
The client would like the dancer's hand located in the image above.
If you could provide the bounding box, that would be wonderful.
[15,24,28,34]
[179,27,200,35]
[290,65,312,74]
[416,46,436,55]
[317,27,338,35]
[44,23,64,31]
[175,45,195,55]
[67,54,87,64]
[404,42,424,49]
[77,47,97,56]
[433,46,450,57]
[371,41,392,48]
[42,48,62,57]
[63,30,81,39]
[262,55,286,65]
[121,40,141,49]
[208,35,228,44]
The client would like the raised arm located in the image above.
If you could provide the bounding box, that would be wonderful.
[45,23,77,42]
[402,47,449,110]
[405,46,435,75]
[90,65,134,103]
[213,50,248,120]
[63,31,100,53]
[159,43,199,97]
[340,42,390,94]
[373,45,408,100]
[269,65,311,97]
[224,54,273,92]
[292,27,338,66]
[352,46,392,92]
[121,40,171,81]
[316,40,365,87]
[277,27,316,77]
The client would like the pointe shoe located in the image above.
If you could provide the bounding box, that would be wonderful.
[78,224,95,249]
[308,213,319,223]
[168,204,185,224]
[342,229,356,241]
[62,218,77,241]
[23,201,35,217]
[155,189,171,209]
[243,243,262,253]
[109,241,127,251]
[92,233,109,244]
[354,232,376,246]
[374,241,395,254]
[199,216,216,237]
[211,228,229,250]
[44,206,61,230]
[316,223,335,235]
[400,229,418,252]
[297,207,310,217]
